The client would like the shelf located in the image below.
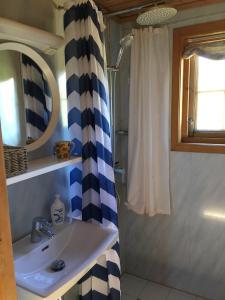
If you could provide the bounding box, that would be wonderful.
[6,156,81,186]
[0,17,64,55]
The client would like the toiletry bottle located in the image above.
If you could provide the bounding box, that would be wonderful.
[51,194,65,226]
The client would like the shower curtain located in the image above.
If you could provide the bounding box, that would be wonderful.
[64,1,120,299]
[127,27,171,216]
[21,54,51,143]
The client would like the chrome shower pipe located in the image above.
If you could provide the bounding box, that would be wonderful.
[107,69,117,165]
[107,66,119,72]
[104,0,166,17]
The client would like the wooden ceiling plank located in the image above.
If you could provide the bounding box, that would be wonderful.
[98,0,225,22]
[96,0,159,12]
[171,0,225,10]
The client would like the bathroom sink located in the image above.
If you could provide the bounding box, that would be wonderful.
[13,220,118,300]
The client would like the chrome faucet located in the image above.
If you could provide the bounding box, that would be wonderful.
[31,217,55,243]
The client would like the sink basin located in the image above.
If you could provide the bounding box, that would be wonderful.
[13,220,118,300]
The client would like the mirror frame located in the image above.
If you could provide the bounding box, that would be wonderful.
[0,42,60,152]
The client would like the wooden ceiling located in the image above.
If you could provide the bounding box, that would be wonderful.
[95,0,225,22]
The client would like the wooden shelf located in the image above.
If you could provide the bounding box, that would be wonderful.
[6,156,81,186]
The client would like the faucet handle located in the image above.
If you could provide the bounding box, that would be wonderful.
[40,222,55,239]
[41,220,53,231]
[32,217,48,229]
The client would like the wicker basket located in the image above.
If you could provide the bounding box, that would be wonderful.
[4,146,28,178]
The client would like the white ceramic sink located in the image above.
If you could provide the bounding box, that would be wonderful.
[13,220,118,300]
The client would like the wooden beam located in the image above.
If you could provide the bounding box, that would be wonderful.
[0,129,17,300]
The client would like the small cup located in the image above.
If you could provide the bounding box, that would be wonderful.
[54,141,75,160]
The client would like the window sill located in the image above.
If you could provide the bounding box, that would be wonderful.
[182,136,225,144]
[171,142,225,154]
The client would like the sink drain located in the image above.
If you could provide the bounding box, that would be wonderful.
[51,260,65,272]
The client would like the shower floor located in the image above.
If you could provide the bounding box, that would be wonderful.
[121,273,207,300]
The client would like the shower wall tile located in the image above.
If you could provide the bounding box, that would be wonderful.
[185,153,225,300]
[121,151,225,300]
[106,19,121,68]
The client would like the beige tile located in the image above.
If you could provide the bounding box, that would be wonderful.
[139,282,171,300]
[121,273,147,297]
[167,290,196,300]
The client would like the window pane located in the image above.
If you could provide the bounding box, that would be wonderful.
[195,56,225,131]
[198,56,225,92]
[196,91,225,130]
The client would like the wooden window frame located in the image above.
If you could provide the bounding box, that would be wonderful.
[171,19,225,154]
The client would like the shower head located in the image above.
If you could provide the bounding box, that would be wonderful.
[136,7,177,26]
[115,33,134,69]
[120,34,134,48]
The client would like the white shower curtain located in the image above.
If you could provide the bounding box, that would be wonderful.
[127,27,171,216]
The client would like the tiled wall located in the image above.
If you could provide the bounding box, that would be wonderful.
[109,3,225,300]
[120,152,225,300]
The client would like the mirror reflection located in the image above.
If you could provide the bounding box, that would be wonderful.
[0,50,52,147]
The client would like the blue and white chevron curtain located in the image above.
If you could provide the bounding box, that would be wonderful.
[21,54,51,142]
[64,1,121,299]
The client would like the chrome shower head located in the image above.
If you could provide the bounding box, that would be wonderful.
[120,33,134,48]
[136,7,177,26]
[115,33,134,69]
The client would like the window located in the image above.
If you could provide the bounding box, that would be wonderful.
[196,56,225,131]
[171,20,225,154]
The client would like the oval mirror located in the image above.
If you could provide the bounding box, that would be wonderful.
[0,42,59,152]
